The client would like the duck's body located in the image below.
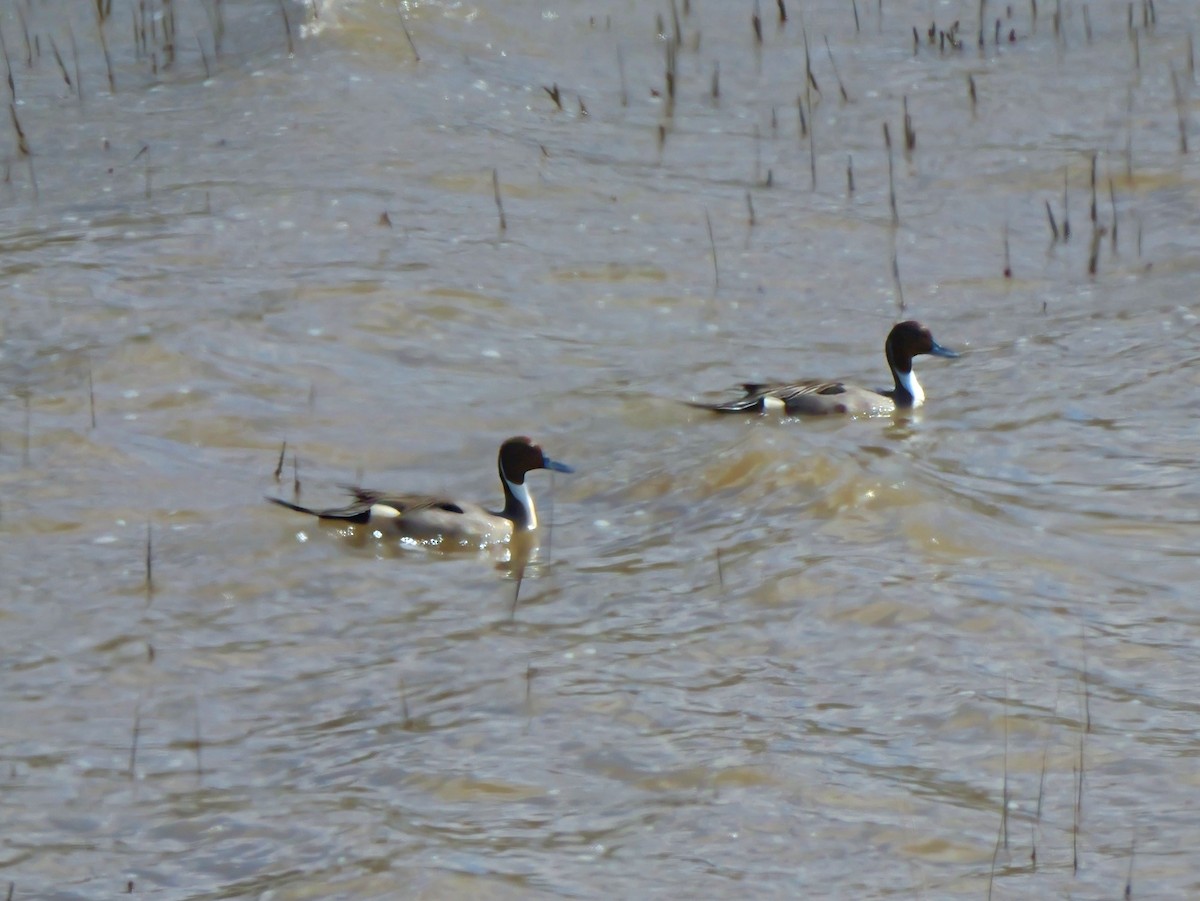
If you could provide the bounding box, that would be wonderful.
[267,436,572,547]
[690,320,959,416]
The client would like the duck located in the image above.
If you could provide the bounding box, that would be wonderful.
[267,436,572,547]
[688,320,959,416]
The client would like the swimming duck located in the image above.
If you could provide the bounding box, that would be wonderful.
[267,436,572,547]
[689,320,959,416]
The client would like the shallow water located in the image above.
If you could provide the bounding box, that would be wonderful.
[2,0,1199,897]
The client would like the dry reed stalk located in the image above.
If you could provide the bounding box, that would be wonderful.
[705,208,718,292]
[492,168,506,231]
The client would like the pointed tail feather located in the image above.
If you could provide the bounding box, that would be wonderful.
[265,496,372,524]
[685,397,765,413]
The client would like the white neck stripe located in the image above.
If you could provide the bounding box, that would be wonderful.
[505,477,537,529]
[896,369,925,406]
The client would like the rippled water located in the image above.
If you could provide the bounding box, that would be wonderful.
[2,0,1199,897]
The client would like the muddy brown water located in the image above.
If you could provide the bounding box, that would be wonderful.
[2,0,1199,897]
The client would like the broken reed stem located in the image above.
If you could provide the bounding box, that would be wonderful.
[802,26,819,96]
[128,704,141,777]
[704,208,719,292]
[212,0,225,57]
[395,1,420,61]
[987,805,1003,900]
[1061,167,1071,241]
[805,92,816,189]
[852,0,861,33]
[618,45,629,106]
[891,252,905,313]
[968,74,978,117]
[1170,67,1189,153]
[0,24,13,102]
[752,0,763,46]
[1088,223,1104,275]
[884,122,898,224]
[49,38,72,89]
[1003,222,1012,277]
[1089,152,1098,222]
[292,453,300,495]
[400,679,412,727]
[1109,178,1118,250]
[492,168,506,232]
[989,682,1011,901]
[145,520,154,595]
[278,0,294,56]
[1074,634,1088,871]
[15,5,31,67]
[1002,678,1010,849]
[846,153,854,194]
[193,700,203,778]
[97,11,115,91]
[902,95,916,158]
[710,59,719,102]
[715,547,725,592]
[1081,620,1092,733]
[22,392,31,466]
[158,4,170,66]
[10,102,36,197]
[753,124,761,184]
[1033,735,1049,867]
[69,23,83,103]
[745,190,755,227]
[1125,835,1136,897]
[274,441,287,481]
[1045,200,1059,242]
[88,366,97,428]
[1073,731,1084,874]
[1125,88,1134,178]
[824,36,849,102]
[664,40,676,118]
[510,560,525,611]
[196,35,210,79]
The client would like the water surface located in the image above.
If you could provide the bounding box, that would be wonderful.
[2,0,1199,897]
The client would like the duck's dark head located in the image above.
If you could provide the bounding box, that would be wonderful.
[884,321,959,407]
[886,321,959,372]
[498,436,573,485]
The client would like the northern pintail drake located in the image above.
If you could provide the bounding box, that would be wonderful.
[267,436,572,547]
[689,320,959,416]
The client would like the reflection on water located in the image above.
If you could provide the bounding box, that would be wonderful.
[2,0,1199,897]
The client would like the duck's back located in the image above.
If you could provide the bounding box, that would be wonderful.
[346,489,514,545]
[711,380,895,416]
